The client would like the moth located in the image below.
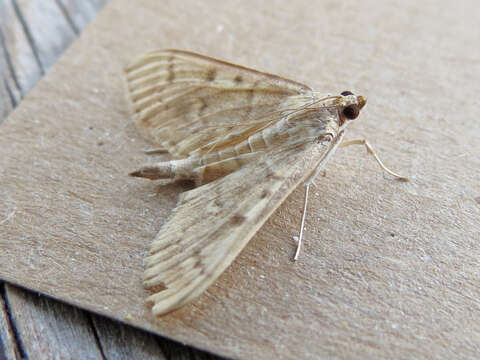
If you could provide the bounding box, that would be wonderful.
[125,49,407,316]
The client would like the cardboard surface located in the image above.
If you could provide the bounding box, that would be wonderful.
[0,0,479,358]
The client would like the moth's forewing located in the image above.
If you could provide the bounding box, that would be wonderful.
[124,49,311,157]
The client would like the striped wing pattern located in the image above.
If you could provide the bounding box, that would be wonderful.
[143,143,332,316]
[124,50,330,316]
[125,49,311,157]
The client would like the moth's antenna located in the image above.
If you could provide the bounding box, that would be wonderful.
[294,182,310,261]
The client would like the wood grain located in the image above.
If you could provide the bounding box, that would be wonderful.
[0,0,220,359]
[55,0,96,34]
[12,0,76,70]
[5,284,104,359]
[0,78,15,122]
[90,315,167,360]
[0,285,21,360]
[0,0,44,90]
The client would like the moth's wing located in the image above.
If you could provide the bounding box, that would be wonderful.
[124,49,311,157]
[144,139,337,316]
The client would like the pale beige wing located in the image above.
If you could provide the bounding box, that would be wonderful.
[143,137,340,316]
[125,49,311,157]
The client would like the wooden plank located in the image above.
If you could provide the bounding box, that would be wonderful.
[4,285,103,359]
[90,315,167,360]
[12,0,76,70]
[0,13,22,115]
[87,0,109,12]
[55,0,104,34]
[0,79,15,124]
[157,340,223,360]
[0,0,42,94]
[0,285,22,360]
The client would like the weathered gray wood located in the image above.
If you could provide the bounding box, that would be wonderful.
[91,315,167,360]
[87,0,109,11]
[0,16,21,117]
[12,0,76,70]
[157,340,224,360]
[55,0,97,34]
[0,79,15,123]
[0,0,42,94]
[4,285,103,359]
[0,285,22,360]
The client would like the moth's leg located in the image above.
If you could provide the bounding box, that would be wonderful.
[294,182,311,261]
[294,135,346,260]
[294,138,408,260]
[340,139,409,181]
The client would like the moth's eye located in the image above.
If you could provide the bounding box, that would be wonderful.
[341,91,354,96]
[342,105,359,120]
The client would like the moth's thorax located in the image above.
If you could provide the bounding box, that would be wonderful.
[277,92,366,145]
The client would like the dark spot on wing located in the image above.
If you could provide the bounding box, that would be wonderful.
[244,87,256,117]
[214,198,223,207]
[199,98,208,116]
[193,250,206,274]
[260,190,270,199]
[206,68,217,81]
[234,75,243,83]
[148,283,167,292]
[247,88,254,100]
[231,214,247,226]
[266,168,282,180]
[167,56,175,82]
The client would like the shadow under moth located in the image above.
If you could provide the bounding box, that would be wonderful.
[125,49,408,316]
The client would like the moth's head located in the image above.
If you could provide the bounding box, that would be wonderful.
[337,91,366,127]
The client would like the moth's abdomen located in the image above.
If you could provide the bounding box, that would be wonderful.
[131,116,320,184]
[198,125,285,165]
[129,162,174,180]
[130,158,202,181]
[198,138,259,165]
[194,152,261,184]
[247,126,281,150]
